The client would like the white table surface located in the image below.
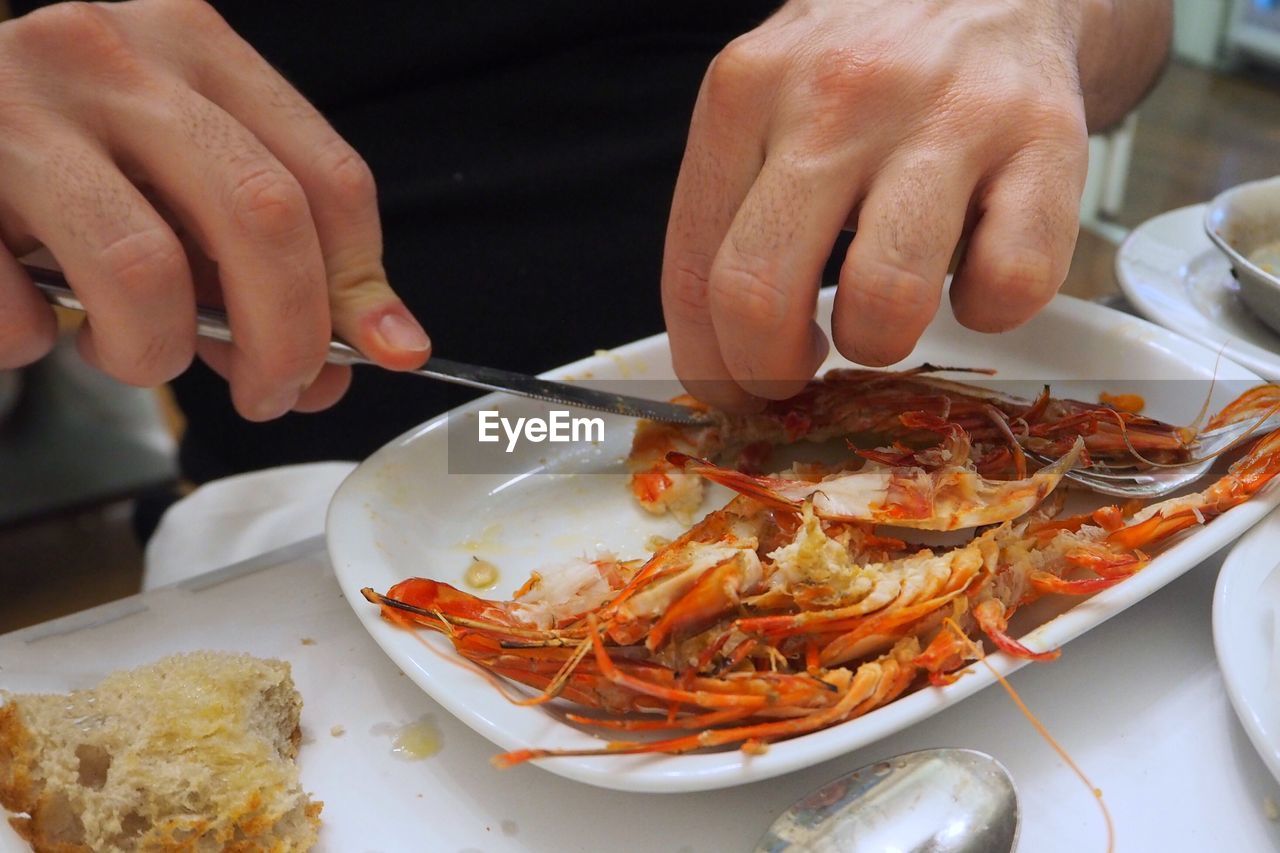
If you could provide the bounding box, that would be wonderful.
[2,535,1278,853]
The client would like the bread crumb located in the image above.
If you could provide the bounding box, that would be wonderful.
[1265,795,1278,821]
[301,637,317,646]
[330,725,346,737]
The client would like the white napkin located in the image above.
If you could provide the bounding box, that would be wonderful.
[143,461,357,589]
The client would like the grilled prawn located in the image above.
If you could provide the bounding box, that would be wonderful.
[364,378,1280,766]
[627,364,1194,518]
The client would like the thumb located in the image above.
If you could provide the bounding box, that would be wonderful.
[329,263,431,371]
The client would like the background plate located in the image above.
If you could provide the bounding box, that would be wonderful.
[1214,507,1280,784]
[1117,203,1280,379]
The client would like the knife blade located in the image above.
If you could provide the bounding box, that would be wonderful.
[26,265,714,426]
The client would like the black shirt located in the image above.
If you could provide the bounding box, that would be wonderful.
[12,1,779,479]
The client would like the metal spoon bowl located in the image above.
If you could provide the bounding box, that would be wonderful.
[756,748,1019,853]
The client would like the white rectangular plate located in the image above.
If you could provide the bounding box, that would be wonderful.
[327,291,1280,792]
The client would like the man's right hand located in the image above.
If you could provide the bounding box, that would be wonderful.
[0,0,431,420]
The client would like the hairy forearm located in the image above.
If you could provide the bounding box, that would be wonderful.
[1075,0,1173,131]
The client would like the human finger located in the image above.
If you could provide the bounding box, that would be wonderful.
[183,235,351,411]
[707,150,848,399]
[949,153,1084,332]
[104,89,330,420]
[151,1,430,368]
[833,154,976,366]
[3,137,196,385]
[662,42,771,412]
[291,364,353,413]
[196,338,352,413]
[0,246,57,368]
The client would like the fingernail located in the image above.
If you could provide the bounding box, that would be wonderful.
[377,312,431,352]
[255,386,300,421]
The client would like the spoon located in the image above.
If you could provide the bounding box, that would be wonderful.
[755,748,1019,853]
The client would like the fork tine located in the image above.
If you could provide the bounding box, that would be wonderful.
[1027,449,1214,498]
[1024,450,1147,480]
[1060,466,1209,498]
[1059,461,1152,473]
[1022,391,1280,498]
[1060,471,1151,497]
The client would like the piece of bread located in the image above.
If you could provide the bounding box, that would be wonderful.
[0,652,322,852]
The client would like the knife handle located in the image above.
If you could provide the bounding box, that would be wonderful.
[25,264,370,367]
[23,264,712,424]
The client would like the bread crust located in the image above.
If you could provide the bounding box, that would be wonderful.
[1,702,91,853]
[0,701,37,814]
[0,654,321,852]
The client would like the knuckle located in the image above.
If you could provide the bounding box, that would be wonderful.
[844,265,939,326]
[122,329,193,385]
[709,256,790,332]
[159,0,225,28]
[327,261,387,300]
[1026,97,1088,147]
[986,86,1043,121]
[96,226,186,297]
[318,143,377,211]
[702,35,775,111]
[992,250,1057,299]
[19,3,139,75]
[806,46,879,101]
[250,292,329,382]
[274,277,316,325]
[266,348,318,384]
[962,251,1059,332]
[19,2,109,41]
[258,337,327,385]
[662,252,714,324]
[771,148,841,189]
[92,228,194,381]
[791,47,924,152]
[871,165,954,265]
[835,264,939,359]
[805,43,921,108]
[227,166,311,243]
[991,88,1088,151]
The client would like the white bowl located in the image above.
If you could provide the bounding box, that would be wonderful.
[1205,175,1280,333]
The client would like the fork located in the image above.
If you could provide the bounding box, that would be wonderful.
[1027,412,1280,498]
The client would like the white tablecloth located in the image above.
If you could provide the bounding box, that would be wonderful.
[3,532,1279,852]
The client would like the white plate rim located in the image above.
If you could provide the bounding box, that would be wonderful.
[1116,203,1280,380]
[1213,507,1280,784]
[328,292,1280,792]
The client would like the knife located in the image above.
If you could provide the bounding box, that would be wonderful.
[25,265,713,426]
